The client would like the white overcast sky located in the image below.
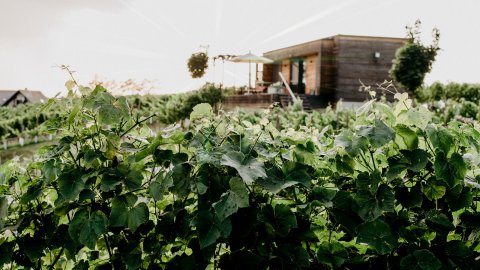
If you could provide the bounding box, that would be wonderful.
[0,0,479,96]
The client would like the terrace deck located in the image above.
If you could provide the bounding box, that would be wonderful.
[222,94,328,110]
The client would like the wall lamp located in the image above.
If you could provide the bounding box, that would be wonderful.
[373,51,381,62]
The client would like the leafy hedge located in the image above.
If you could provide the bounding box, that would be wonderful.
[0,103,56,138]
[0,83,222,139]
[417,82,480,103]
[1,88,480,269]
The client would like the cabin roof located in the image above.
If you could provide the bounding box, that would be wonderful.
[0,91,18,106]
[263,34,407,60]
[0,90,47,106]
[19,90,47,103]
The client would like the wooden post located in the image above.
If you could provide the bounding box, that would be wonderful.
[278,72,297,102]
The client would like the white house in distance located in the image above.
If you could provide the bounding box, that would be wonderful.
[0,89,47,107]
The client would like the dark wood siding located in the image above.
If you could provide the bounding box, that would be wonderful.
[334,36,406,101]
[263,63,280,84]
[319,38,336,101]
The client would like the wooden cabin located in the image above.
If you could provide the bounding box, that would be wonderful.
[262,34,407,105]
[0,89,47,107]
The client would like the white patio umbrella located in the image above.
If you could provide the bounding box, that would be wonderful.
[229,52,274,91]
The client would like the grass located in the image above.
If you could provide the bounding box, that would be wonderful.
[0,141,52,164]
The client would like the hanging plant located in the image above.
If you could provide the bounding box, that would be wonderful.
[187,51,209,79]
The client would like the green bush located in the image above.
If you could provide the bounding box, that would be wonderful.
[390,20,440,93]
[418,82,480,103]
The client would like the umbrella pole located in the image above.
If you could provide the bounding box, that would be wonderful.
[222,60,225,87]
[248,60,252,93]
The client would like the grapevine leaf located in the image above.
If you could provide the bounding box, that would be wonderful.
[258,162,310,194]
[354,184,394,221]
[213,177,249,221]
[148,173,173,201]
[400,249,442,270]
[190,103,213,121]
[221,151,266,184]
[395,124,419,150]
[43,159,61,183]
[84,149,99,164]
[358,119,395,148]
[354,191,381,221]
[65,80,76,92]
[310,186,337,208]
[20,181,43,204]
[258,204,297,237]
[196,148,223,166]
[445,240,472,258]
[275,245,310,269]
[78,189,95,202]
[135,134,165,162]
[100,172,122,192]
[58,170,85,201]
[109,194,149,232]
[123,247,142,270]
[331,191,363,236]
[316,241,349,268]
[386,155,408,181]
[398,106,432,129]
[434,152,466,188]
[446,189,473,211]
[335,130,368,157]
[375,103,396,125]
[282,161,311,186]
[396,185,423,209]
[425,210,455,233]
[67,104,81,125]
[124,168,144,191]
[94,93,129,125]
[72,260,89,270]
[356,219,397,255]
[19,235,43,261]
[293,144,321,167]
[68,209,107,249]
[402,149,429,172]
[426,125,454,157]
[423,184,446,201]
[376,184,395,211]
[0,196,7,230]
[356,171,382,194]
[192,210,232,249]
[335,155,355,175]
[170,163,192,197]
[153,149,174,166]
[0,242,15,266]
[101,164,144,192]
[357,99,375,116]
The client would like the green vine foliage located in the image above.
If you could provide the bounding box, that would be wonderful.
[0,83,222,140]
[0,102,58,138]
[187,52,209,79]
[1,86,480,269]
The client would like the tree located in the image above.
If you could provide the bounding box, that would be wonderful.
[390,20,440,93]
[187,48,209,79]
